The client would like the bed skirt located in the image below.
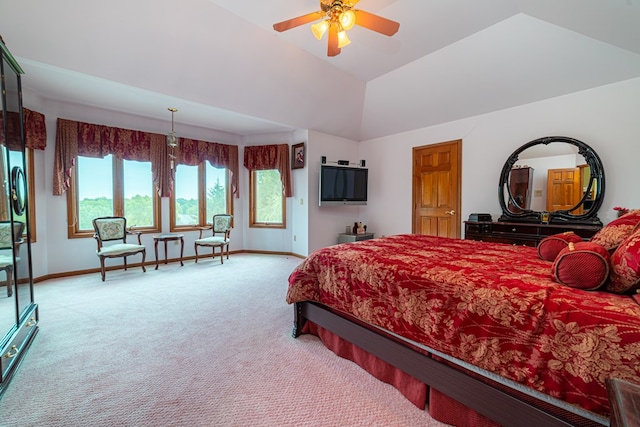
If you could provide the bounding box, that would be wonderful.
[304,321,428,409]
[295,302,608,427]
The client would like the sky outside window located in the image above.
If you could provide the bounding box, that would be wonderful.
[78,156,113,200]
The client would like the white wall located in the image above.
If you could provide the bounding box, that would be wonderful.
[306,130,361,254]
[23,77,640,276]
[241,131,308,255]
[360,77,640,239]
[289,130,310,258]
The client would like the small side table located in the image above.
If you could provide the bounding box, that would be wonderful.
[338,233,375,244]
[153,234,184,270]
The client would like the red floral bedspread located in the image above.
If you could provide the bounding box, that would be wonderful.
[286,234,640,416]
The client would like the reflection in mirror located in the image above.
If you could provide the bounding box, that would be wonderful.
[9,150,31,320]
[499,136,604,224]
[506,166,534,214]
[1,53,33,340]
[0,148,15,342]
[1,32,38,396]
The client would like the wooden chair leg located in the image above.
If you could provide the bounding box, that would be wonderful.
[124,257,128,271]
[194,243,199,263]
[4,267,13,297]
[99,258,106,281]
[140,250,146,273]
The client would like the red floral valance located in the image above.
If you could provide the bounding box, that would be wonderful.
[0,108,47,150]
[53,118,239,198]
[243,144,292,197]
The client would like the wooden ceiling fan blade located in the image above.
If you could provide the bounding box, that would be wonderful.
[273,11,324,32]
[353,10,400,36]
[327,24,341,57]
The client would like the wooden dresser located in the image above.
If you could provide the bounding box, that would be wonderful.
[464,221,602,247]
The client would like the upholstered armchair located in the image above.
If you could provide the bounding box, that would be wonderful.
[194,214,233,264]
[0,221,25,297]
[92,216,146,281]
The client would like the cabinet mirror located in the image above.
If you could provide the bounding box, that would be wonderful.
[498,136,605,224]
[1,36,38,396]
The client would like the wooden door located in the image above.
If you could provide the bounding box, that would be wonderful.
[546,168,581,212]
[412,140,461,238]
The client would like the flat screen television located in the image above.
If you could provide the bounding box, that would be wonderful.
[319,165,368,206]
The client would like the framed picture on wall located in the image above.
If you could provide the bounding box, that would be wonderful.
[292,142,305,169]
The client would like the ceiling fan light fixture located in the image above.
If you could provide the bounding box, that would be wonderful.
[311,20,329,40]
[272,0,399,57]
[167,107,178,170]
[339,10,356,30]
[337,29,351,48]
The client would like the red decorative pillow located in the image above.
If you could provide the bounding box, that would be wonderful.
[606,229,640,294]
[552,242,610,290]
[590,209,640,251]
[537,231,583,261]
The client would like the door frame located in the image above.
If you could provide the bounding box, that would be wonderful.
[411,139,462,238]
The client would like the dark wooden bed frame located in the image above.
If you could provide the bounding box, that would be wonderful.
[293,301,610,427]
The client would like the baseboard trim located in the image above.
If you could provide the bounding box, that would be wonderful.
[34,250,306,283]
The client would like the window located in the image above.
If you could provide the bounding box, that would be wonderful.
[67,155,160,237]
[170,162,231,230]
[123,159,156,228]
[249,169,285,228]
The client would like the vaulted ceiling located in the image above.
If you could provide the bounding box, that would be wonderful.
[2,0,640,141]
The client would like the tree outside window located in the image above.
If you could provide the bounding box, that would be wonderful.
[171,162,231,229]
[250,169,285,228]
[68,155,160,237]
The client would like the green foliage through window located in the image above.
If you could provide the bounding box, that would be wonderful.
[173,163,229,227]
[75,156,157,232]
[254,169,283,224]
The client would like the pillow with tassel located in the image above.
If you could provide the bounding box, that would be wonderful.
[552,241,610,290]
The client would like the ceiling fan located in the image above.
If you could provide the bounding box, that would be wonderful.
[273,0,400,57]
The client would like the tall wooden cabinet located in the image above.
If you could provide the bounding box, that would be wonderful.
[0,37,39,397]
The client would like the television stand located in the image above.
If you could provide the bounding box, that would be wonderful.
[338,233,375,244]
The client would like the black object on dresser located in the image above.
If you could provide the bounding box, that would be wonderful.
[338,233,375,244]
[464,221,601,247]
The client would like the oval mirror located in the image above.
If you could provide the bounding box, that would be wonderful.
[11,166,26,216]
[498,136,604,224]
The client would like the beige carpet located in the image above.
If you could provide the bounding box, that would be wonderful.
[1,254,448,426]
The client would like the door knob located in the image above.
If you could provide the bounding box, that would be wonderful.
[445,210,455,216]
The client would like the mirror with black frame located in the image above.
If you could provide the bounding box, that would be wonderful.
[498,136,605,225]
[0,35,38,396]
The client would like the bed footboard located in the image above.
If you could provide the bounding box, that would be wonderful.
[292,301,307,338]
[292,301,608,427]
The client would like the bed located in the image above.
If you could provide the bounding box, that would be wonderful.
[286,234,640,427]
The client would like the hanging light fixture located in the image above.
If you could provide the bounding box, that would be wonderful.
[273,0,400,57]
[310,1,356,48]
[167,107,178,169]
[311,20,329,40]
[339,9,356,30]
[337,27,351,48]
